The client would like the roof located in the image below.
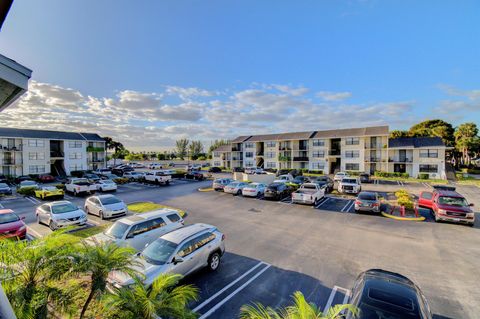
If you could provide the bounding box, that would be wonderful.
[162,223,216,244]
[388,137,445,148]
[212,144,231,152]
[231,136,251,143]
[121,208,181,225]
[434,190,463,197]
[0,127,105,141]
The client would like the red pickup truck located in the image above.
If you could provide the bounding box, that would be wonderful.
[418,189,475,226]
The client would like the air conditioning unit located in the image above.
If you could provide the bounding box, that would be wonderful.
[430,173,438,178]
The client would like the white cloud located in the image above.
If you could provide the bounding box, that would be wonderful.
[316,91,352,101]
[439,84,480,101]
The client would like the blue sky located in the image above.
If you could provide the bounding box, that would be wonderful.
[1,0,479,150]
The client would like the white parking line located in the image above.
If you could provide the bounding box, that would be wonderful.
[64,194,74,200]
[340,200,353,212]
[315,197,330,208]
[323,285,351,314]
[0,203,3,208]
[198,263,271,319]
[26,196,40,204]
[193,261,266,313]
[343,200,355,213]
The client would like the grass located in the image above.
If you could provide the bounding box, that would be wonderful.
[127,202,186,217]
[457,179,480,187]
[303,172,324,177]
[69,224,108,238]
[373,176,448,184]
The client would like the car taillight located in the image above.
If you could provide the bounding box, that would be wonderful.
[221,234,225,241]
[355,200,361,205]
[372,203,379,206]
[76,186,81,191]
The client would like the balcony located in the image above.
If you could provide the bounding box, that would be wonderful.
[279,147,292,151]
[86,146,105,152]
[0,145,22,152]
[364,144,384,149]
[90,157,105,163]
[232,147,242,152]
[293,156,309,162]
[256,152,264,156]
[50,151,64,158]
[389,158,413,163]
[366,157,381,162]
[328,149,341,156]
[2,159,14,165]
[278,156,291,162]
[232,157,243,161]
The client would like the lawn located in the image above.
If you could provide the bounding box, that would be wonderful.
[457,179,480,187]
[68,224,108,238]
[373,176,448,184]
[127,201,187,217]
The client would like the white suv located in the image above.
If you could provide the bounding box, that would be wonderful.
[107,223,225,289]
[89,209,184,251]
[84,194,127,219]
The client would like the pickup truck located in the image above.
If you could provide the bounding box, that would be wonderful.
[291,183,325,205]
[144,171,172,185]
[418,189,475,226]
[65,178,97,196]
[338,177,361,194]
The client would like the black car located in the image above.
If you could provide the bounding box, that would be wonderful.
[0,175,7,184]
[84,173,101,183]
[310,176,334,193]
[292,176,309,185]
[233,167,245,172]
[359,173,372,183]
[111,168,125,176]
[346,269,432,319]
[264,182,292,200]
[0,183,12,195]
[15,175,33,184]
[208,167,222,173]
[185,170,206,180]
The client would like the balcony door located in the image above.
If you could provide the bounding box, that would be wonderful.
[399,150,406,162]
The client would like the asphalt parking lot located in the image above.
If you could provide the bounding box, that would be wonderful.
[1,175,480,318]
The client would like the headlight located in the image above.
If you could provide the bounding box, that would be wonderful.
[438,209,447,214]
[57,219,68,222]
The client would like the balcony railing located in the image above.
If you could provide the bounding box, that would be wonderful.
[2,159,14,165]
[364,144,384,149]
[328,149,341,156]
[90,158,105,163]
[256,152,264,156]
[366,157,381,162]
[389,158,413,163]
[0,146,22,152]
[279,147,292,151]
[50,151,64,158]
[232,157,243,161]
[278,156,291,162]
[293,156,309,162]
[86,146,105,152]
[232,147,242,152]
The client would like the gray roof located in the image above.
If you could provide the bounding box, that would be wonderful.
[0,127,104,141]
[246,131,315,142]
[231,136,251,143]
[388,137,445,148]
[311,126,389,138]
[212,144,231,152]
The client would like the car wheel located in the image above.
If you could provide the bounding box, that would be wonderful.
[49,220,57,231]
[166,180,170,185]
[354,209,360,213]
[73,190,78,196]
[36,214,41,225]
[236,190,241,196]
[208,252,221,271]
[99,211,104,220]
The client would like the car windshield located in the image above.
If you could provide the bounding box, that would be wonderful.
[342,179,357,184]
[0,183,9,188]
[104,221,129,239]
[73,179,89,184]
[0,212,19,224]
[51,203,78,214]
[100,196,122,205]
[43,187,57,191]
[359,193,376,200]
[438,196,468,207]
[103,180,115,184]
[21,181,36,186]
[141,238,178,265]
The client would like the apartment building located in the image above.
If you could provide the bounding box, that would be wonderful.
[0,128,106,177]
[211,126,448,179]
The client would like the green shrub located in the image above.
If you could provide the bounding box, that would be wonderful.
[346,171,361,176]
[113,177,129,185]
[418,173,429,180]
[16,186,37,196]
[307,170,323,174]
[397,197,414,209]
[395,189,409,198]
[374,171,410,178]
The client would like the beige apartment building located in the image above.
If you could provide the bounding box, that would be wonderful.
[212,126,449,179]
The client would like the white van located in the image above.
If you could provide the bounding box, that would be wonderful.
[88,209,184,251]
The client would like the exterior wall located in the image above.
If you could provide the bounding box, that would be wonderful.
[87,141,106,170]
[308,138,327,172]
[264,140,278,170]
[0,137,24,176]
[243,141,255,168]
[340,136,365,172]
[412,148,446,179]
[64,140,88,175]
[22,138,50,175]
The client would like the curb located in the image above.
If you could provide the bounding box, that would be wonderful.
[381,212,425,221]
[198,187,214,192]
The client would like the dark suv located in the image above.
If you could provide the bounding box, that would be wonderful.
[264,182,292,200]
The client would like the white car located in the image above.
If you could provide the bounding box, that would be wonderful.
[65,178,97,196]
[224,181,250,195]
[84,194,127,219]
[334,172,349,182]
[245,167,265,174]
[338,177,362,194]
[149,163,163,170]
[273,174,294,183]
[123,171,145,181]
[88,209,184,251]
[242,182,267,197]
[291,183,325,205]
[94,168,112,176]
[96,179,117,192]
[17,180,39,190]
[36,201,87,230]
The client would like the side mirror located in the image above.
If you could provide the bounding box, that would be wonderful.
[469,203,474,207]
[21,216,26,220]
[172,256,184,264]
[126,233,134,239]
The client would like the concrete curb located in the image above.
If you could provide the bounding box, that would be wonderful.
[381,211,425,221]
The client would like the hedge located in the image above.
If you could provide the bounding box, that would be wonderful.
[113,177,129,185]
[374,171,410,178]
[461,168,480,174]
[16,186,37,197]
[418,173,429,180]
[395,189,414,210]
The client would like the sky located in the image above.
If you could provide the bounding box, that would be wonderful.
[0,0,479,151]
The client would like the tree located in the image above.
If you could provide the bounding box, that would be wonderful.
[125,153,144,161]
[454,122,479,166]
[408,119,455,146]
[240,291,357,319]
[208,139,230,158]
[75,241,139,319]
[188,140,204,160]
[389,130,410,139]
[103,136,127,165]
[102,274,198,319]
[176,139,189,160]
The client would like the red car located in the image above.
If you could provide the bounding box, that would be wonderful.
[0,209,27,240]
[419,189,475,226]
[38,174,55,183]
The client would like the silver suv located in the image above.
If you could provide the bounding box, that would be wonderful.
[108,223,225,288]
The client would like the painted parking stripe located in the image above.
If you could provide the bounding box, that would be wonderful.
[193,261,266,313]
[64,194,74,200]
[343,200,355,213]
[340,200,353,212]
[315,197,330,208]
[198,263,271,319]
[26,196,41,204]
[323,285,351,314]
[0,203,3,208]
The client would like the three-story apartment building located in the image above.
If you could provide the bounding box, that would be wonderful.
[212,125,449,179]
[0,128,106,177]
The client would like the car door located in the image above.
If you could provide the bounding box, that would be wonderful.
[125,221,153,250]
[173,235,208,276]
[37,204,50,223]
[91,198,102,216]
[149,217,171,239]
[419,191,434,209]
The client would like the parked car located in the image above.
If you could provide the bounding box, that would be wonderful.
[0,174,7,184]
[17,180,39,190]
[96,179,118,192]
[346,269,432,319]
[84,194,127,219]
[334,171,349,182]
[123,171,145,181]
[224,181,250,195]
[264,182,292,200]
[432,184,456,192]
[292,176,310,185]
[84,173,101,183]
[129,163,145,168]
[65,178,96,196]
[107,223,225,289]
[233,167,245,172]
[242,182,267,197]
[90,209,184,251]
[36,201,88,230]
[354,192,380,213]
[0,183,12,195]
[94,168,112,176]
[38,174,55,183]
[34,186,64,200]
[185,170,206,180]
[274,174,294,183]
[190,164,202,170]
[111,168,125,177]
[212,178,234,191]
[310,176,334,193]
[149,163,163,170]
[245,167,265,174]
[144,171,172,185]
[100,173,120,180]
[359,173,372,184]
[418,189,475,226]
[208,167,222,173]
[15,175,33,184]
[338,177,361,194]
[292,183,326,205]
[0,209,26,240]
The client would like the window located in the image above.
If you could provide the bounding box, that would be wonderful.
[419,149,438,158]
[345,163,360,170]
[29,165,46,174]
[127,221,151,237]
[214,161,221,167]
[420,192,433,200]
[244,142,254,149]
[312,139,325,147]
[311,162,325,170]
[166,213,181,223]
[266,162,277,168]
[177,239,195,257]
[69,164,83,171]
[213,152,220,157]
[69,152,82,160]
[149,217,167,231]
[266,152,276,159]
[345,150,360,158]
[245,152,254,158]
[345,137,360,145]
[266,141,276,148]
[312,151,325,158]
[68,141,82,148]
[28,152,45,160]
[419,164,438,173]
[28,139,45,147]
[193,232,216,250]
[245,162,254,167]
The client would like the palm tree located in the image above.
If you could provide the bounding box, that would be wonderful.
[75,240,139,319]
[102,273,199,319]
[240,291,358,319]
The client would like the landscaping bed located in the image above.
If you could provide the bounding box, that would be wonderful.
[127,201,187,217]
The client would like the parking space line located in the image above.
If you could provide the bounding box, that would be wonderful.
[193,261,266,313]
[315,197,330,208]
[323,285,351,314]
[340,200,353,212]
[26,196,41,204]
[64,194,74,200]
[0,203,3,208]
[344,200,355,213]
[198,263,271,319]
